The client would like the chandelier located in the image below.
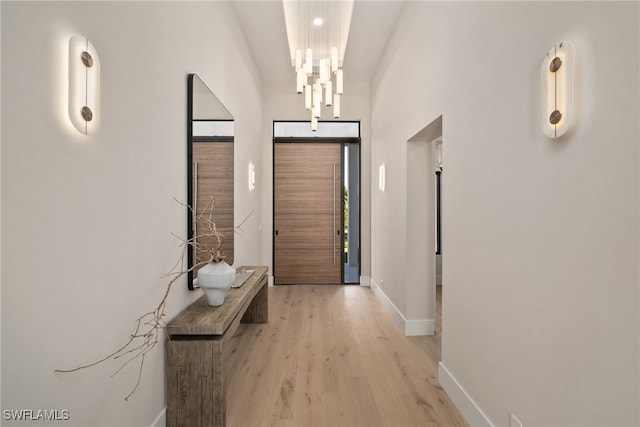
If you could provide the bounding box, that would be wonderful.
[284,1,353,131]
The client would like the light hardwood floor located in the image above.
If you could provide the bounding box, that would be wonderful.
[224,285,467,427]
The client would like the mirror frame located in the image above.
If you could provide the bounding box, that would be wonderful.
[186,74,234,290]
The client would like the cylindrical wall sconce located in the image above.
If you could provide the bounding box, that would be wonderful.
[434,137,443,171]
[248,162,256,191]
[378,163,386,192]
[69,36,100,135]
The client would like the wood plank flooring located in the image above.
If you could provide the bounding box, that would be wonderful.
[224,285,467,427]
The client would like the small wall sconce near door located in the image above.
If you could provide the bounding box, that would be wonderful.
[378,163,386,192]
[541,42,574,138]
[248,162,256,191]
[69,36,100,135]
[434,137,443,172]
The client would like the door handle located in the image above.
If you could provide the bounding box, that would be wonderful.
[333,162,338,267]
[275,229,279,236]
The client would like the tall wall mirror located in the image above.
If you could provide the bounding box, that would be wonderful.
[187,74,234,290]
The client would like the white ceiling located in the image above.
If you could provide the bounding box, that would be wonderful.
[232,1,406,84]
[282,0,355,67]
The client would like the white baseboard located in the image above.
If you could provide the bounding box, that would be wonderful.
[406,318,434,336]
[370,279,434,336]
[268,275,274,287]
[359,276,371,287]
[438,362,494,426]
[150,407,166,427]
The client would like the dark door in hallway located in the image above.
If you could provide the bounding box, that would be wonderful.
[274,142,342,284]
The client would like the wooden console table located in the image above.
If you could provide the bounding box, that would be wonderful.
[166,266,269,427]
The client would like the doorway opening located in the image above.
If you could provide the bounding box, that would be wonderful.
[273,121,361,285]
[435,137,443,287]
[406,115,442,336]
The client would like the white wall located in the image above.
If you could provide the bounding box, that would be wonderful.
[1,2,263,426]
[370,1,449,325]
[371,1,639,425]
[261,80,371,283]
[0,0,3,413]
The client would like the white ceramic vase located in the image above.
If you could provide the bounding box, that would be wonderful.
[196,261,236,306]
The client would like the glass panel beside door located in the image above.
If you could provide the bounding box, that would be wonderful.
[343,143,360,283]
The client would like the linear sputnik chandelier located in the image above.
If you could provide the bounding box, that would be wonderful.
[284,1,352,131]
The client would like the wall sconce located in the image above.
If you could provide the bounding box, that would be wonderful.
[69,36,100,135]
[434,137,443,172]
[248,162,256,191]
[541,42,574,138]
[378,163,386,192]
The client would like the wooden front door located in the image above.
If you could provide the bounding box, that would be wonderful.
[274,143,342,284]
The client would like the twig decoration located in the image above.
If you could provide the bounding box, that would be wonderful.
[55,197,252,401]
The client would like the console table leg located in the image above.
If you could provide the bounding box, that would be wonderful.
[167,338,226,427]
[241,280,269,324]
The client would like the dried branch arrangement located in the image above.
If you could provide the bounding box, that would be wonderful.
[55,197,251,401]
